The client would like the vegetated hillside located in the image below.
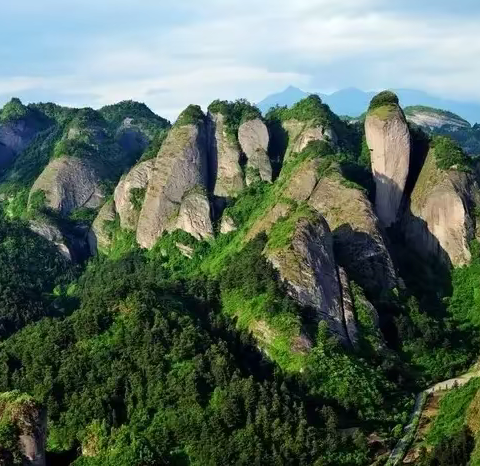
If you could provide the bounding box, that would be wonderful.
[1,92,480,465]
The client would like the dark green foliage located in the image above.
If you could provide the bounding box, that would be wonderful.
[0,254,369,465]
[28,190,47,212]
[53,138,94,159]
[100,100,170,135]
[68,207,98,226]
[431,136,471,171]
[0,216,74,339]
[175,105,205,127]
[368,91,400,111]
[69,108,108,130]
[0,98,29,123]
[138,128,169,162]
[30,102,76,126]
[129,187,146,211]
[0,419,22,465]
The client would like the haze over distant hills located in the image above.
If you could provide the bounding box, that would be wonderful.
[258,86,480,124]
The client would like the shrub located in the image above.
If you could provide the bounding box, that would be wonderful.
[431,135,471,171]
[175,105,205,127]
[368,91,400,111]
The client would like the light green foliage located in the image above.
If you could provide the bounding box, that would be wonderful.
[129,187,146,212]
[175,105,205,127]
[138,128,169,162]
[53,138,93,159]
[69,207,98,225]
[431,135,471,171]
[427,378,480,446]
[28,190,47,213]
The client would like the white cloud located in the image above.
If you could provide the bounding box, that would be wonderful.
[2,0,480,119]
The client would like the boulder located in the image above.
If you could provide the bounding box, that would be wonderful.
[29,156,104,215]
[365,104,411,227]
[220,214,237,234]
[238,118,272,184]
[265,213,350,345]
[136,123,208,249]
[88,200,116,254]
[29,219,72,261]
[208,112,245,197]
[283,158,321,201]
[114,159,154,231]
[309,172,397,294]
[172,190,214,240]
[404,150,476,266]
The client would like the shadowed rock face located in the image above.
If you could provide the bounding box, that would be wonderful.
[208,112,244,198]
[172,191,214,240]
[115,117,150,156]
[137,123,209,249]
[404,150,476,266]
[0,119,41,169]
[29,219,72,261]
[88,200,116,254]
[266,214,350,345]
[114,160,155,231]
[366,105,411,227]
[309,174,397,295]
[238,118,272,184]
[29,156,105,215]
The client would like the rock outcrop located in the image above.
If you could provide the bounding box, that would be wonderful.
[405,107,470,132]
[309,172,397,294]
[172,190,214,240]
[29,156,104,215]
[338,267,359,349]
[220,215,237,234]
[238,118,272,184]
[283,158,321,201]
[29,219,72,261]
[88,200,116,254]
[282,119,337,161]
[404,150,476,266]
[114,159,154,231]
[365,103,411,227]
[115,117,151,156]
[0,391,46,466]
[137,122,209,249]
[0,119,41,169]
[208,112,244,197]
[265,213,351,345]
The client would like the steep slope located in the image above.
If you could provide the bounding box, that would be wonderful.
[137,105,209,248]
[404,137,478,266]
[365,91,411,228]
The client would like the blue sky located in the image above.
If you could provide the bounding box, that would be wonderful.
[1,0,480,120]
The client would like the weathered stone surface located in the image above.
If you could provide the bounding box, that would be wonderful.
[114,160,154,231]
[172,191,213,240]
[0,392,46,466]
[309,173,397,294]
[266,214,349,345]
[282,119,337,161]
[244,203,292,243]
[404,150,475,266]
[29,219,72,261]
[338,267,359,349]
[88,200,116,254]
[284,158,321,202]
[137,123,208,249]
[220,214,237,234]
[238,118,272,184]
[365,104,411,227]
[29,156,104,215]
[175,242,194,258]
[208,112,244,197]
[405,107,470,131]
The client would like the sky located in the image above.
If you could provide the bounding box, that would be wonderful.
[1,0,480,121]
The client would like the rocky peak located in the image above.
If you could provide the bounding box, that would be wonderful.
[365,91,411,228]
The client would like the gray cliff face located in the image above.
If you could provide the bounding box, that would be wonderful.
[338,267,359,349]
[0,119,40,169]
[88,200,116,254]
[136,123,209,249]
[237,118,272,185]
[266,214,350,345]
[29,156,104,215]
[365,105,411,227]
[208,112,245,197]
[404,150,476,266]
[172,191,214,241]
[29,219,72,261]
[309,173,397,294]
[114,160,155,231]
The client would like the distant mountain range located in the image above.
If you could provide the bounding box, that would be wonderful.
[257,86,480,124]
